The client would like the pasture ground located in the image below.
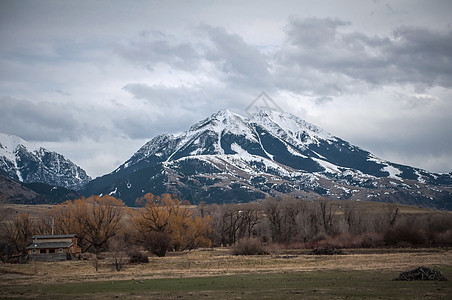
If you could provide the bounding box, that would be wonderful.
[1,248,451,299]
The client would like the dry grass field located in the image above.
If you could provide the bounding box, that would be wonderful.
[1,248,451,299]
[2,201,440,219]
[1,248,451,284]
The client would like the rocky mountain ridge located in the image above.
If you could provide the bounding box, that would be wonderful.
[81,110,452,209]
[0,133,91,191]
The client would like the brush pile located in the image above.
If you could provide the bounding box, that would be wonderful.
[309,247,344,255]
[393,267,447,281]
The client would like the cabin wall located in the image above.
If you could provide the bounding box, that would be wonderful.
[28,253,68,262]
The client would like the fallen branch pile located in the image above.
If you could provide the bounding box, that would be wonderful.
[309,247,344,255]
[393,267,447,281]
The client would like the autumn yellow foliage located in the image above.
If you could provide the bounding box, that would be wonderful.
[135,193,212,253]
[50,195,125,255]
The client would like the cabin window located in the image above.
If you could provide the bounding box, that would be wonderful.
[40,249,46,254]
[59,248,63,253]
[32,249,36,253]
[49,249,55,253]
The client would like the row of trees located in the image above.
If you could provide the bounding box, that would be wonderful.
[203,197,451,248]
[1,194,451,263]
[0,194,213,261]
[0,195,125,265]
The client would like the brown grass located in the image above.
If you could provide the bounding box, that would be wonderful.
[1,248,451,286]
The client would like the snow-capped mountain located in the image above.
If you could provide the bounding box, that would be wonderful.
[0,133,91,190]
[82,110,452,209]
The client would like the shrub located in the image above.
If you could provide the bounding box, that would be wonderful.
[232,238,269,255]
[359,232,384,248]
[0,241,15,263]
[310,247,344,255]
[384,222,427,246]
[128,251,149,264]
[146,232,172,257]
[432,229,452,247]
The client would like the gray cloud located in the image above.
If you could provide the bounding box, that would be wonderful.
[315,96,334,105]
[115,31,201,71]
[355,105,452,172]
[1,2,451,175]
[123,83,200,106]
[274,17,452,97]
[199,25,272,91]
[0,97,80,141]
[388,26,452,88]
[120,83,218,139]
[120,81,259,139]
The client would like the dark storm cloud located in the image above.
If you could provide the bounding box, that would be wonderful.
[0,97,80,141]
[388,26,452,88]
[200,25,271,90]
[275,17,452,96]
[118,18,452,102]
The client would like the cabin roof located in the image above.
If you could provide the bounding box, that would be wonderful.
[31,234,77,239]
[26,241,73,249]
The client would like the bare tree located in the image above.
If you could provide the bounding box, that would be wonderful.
[387,206,399,228]
[0,192,7,224]
[262,197,283,243]
[319,198,335,236]
[295,201,321,242]
[35,216,54,235]
[82,196,125,260]
[239,203,260,239]
[2,213,34,256]
[108,235,128,271]
[280,197,303,243]
[338,202,365,235]
[222,205,243,246]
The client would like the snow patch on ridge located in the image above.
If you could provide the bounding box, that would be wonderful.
[287,145,307,158]
[382,165,402,179]
[312,157,341,174]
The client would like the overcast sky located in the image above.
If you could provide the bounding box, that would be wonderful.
[1,0,451,178]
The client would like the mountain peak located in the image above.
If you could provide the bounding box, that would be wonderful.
[248,109,333,145]
[82,109,451,209]
[211,108,236,119]
[188,109,249,135]
[0,132,91,190]
[0,132,40,158]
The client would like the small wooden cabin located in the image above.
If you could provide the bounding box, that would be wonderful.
[26,234,81,261]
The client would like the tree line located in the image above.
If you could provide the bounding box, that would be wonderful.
[1,193,451,263]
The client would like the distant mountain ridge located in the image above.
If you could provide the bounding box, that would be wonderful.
[0,133,91,191]
[82,110,452,209]
[0,174,81,204]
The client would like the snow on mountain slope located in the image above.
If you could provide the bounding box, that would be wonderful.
[82,109,452,209]
[0,132,91,190]
[250,109,334,148]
